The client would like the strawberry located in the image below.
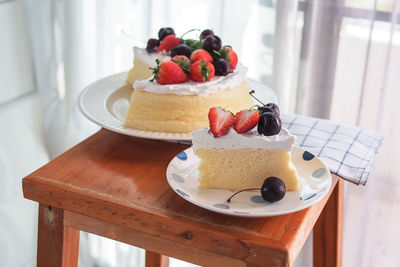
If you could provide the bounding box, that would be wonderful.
[190,49,213,63]
[157,35,180,53]
[190,60,215,82]
[217,46,238,70]
[171,55,191,73]
[233,109,260,133]
[208,107,235,137]
[150,59,188,85]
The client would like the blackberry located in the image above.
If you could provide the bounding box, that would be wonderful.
[146,38,159,53]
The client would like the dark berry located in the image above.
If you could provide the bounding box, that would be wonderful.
[203,35,222,53]
[200,29,214,40]
[158,27,175,41]
[257,112,282,136]
[214,58,231,76]
[261,177,286,202]
[146,38,159,53]
[170,44,192,58]
[258,103,280,116]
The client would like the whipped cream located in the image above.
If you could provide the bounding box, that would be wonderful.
[191,128,296,152]
[134,47,170,67]
[133,64,247,97]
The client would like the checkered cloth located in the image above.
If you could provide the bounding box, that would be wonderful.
[282,113,383,185]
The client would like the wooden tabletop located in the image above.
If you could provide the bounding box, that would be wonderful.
[22,129,340,267]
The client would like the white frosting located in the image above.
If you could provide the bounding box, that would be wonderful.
[191,128,296,152]
[134,47,170,67]
[133,64,247,97]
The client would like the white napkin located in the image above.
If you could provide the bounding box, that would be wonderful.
[282,113,383,185]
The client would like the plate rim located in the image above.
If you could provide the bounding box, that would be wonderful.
[78,72,275,141]
[166,146,332,217]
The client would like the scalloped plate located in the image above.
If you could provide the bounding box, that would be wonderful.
[166,147,332,217]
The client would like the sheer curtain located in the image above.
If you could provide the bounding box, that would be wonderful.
[2,0,399,266]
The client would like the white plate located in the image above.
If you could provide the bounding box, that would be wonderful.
[78,72,277,141]
[166,147,332,217]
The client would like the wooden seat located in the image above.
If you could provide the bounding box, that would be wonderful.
[22,129,343,267]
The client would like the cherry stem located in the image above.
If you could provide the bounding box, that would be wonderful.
[226,188,260,203]
[180,29,200,39]
[249,90,265,106]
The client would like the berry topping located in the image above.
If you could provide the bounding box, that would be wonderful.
[157,35,181,53]
[170,44,192,58]
[261,177,286,203]
[214,58,231,76]
[258,103,280,116]
[203,35,222,53]
[217,46,238,70]
[146,38,159,53]
[257,112,282,136]
[226,177,286,203]
[208,107,235,137]
[190,49,213,64]
[171,55,191,73]
[150,59,188,85]
[158,27,175,41]
[200,29,214,40]
[190,60,215,82]
[233,109,260,133]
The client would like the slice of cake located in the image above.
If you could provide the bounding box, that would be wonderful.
[124,27,253,133]
[192,106,299,191]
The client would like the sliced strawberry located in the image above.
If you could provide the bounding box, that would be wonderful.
[151,59,188,85]
[208,107,234,137]
[171,55,191,73]
[190,49,213,63]
[233,109,260,133]
[190,60,215,82]
[157,35,181,53]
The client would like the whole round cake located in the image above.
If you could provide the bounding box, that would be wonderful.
[124,27,253,133]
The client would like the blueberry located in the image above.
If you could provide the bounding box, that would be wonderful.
[257,112,282,136]
[203,35,222,53]
[200,29,214,40]
[258,103,280,116]
[158,27,175,41]
[170,44,192,58]
[214,58,231,76]
[146,38,159,53]
[261,177,286,202]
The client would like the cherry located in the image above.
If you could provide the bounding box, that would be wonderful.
[226,177,286,203]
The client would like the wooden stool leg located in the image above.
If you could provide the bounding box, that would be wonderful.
[313,179,344,267]
[37,204,80,267]
[145,250,169,267]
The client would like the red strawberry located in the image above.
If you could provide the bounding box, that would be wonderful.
[171,55,191,73]
[157,35,180,53]
[208,107,234,137]
[190,49,213,63]
[219,46,238,70]
[151,59,188,84]
[233,109,260,133]
[190,60,215,82]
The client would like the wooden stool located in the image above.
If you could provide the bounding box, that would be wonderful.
[22,129,343,267]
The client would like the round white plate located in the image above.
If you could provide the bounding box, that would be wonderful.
[166,147,332,217]
[78,72,277,141]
